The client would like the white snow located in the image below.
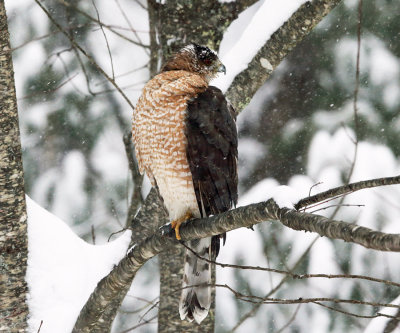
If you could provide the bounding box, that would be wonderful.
[269,185,302,209]
[91,125,128,183]
[363,295,400,333]
[333,34,400,111]
[237,138,267,180]
[213,0,308,92]
[26,196,132,333]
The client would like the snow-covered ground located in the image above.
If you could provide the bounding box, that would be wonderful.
[26,197,132,332]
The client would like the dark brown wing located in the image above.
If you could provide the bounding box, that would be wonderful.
[185,86,238,220]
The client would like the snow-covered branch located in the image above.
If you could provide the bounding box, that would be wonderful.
[73,176,400,331]
[224,0,342,113]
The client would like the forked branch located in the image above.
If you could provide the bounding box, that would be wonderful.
[73,175,400,331]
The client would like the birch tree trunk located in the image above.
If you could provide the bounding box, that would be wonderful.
[0,1,29,331]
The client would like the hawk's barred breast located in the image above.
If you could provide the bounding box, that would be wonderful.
[132,70,208,221]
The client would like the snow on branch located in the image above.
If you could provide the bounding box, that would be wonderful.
[224,0,342,113]
[73,176,400,331]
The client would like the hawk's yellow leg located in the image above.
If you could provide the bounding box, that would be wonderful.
[171,211,193,240]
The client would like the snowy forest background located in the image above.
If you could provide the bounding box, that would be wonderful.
[5,0,400,332]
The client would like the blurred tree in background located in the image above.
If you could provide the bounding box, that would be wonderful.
[240,0,400,187]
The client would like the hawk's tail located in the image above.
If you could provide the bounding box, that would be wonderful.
[179,237,215,324]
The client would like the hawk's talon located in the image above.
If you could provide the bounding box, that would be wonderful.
[171,220,182,240]
[171,211,193,241]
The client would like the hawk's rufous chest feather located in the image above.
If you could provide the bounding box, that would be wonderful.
[132,70,208,221]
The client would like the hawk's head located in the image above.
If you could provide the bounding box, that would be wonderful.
[161,43,226,82]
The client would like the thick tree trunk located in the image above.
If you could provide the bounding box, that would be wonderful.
[0,1,29,331]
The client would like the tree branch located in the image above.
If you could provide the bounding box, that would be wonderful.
[34,0,136,111]
[226,0,342,113]
[56,0,150,48]
[295,175,400,210]
[123,132,144,226]
[73,175,400,331]
[181,242,400,288]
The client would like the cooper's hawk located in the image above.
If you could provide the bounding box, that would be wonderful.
[132,43,238,324]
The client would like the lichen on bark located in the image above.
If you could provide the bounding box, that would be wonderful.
[0,1,29,331]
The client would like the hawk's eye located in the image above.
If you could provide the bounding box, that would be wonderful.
[203,58,212,66]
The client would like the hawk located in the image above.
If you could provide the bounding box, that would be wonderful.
[132,43,238,324]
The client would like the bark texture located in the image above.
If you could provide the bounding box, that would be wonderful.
[73,174,400,331]
[0,1,29,331]
[149,0,259,64]
[226,0,342,113]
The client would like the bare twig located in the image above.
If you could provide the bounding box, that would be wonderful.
[0,24,91,55]
[312,301,395,320]
[309,182,323,197]
[132,0,147,11]
[56,0,150,48]
[95,63,148,84]
[91,0,115,80]
[36,320,43,333]
[276,304,302,333]
[214,283,400,310]
[118,298,157,316]
[56,53,85,95]
[107,228,129,242]
[181,242,400,288]
[114,0,148,55]
[309,203,364,214]
[18,73,78,101]
[232,237,319,331]
[34,0,136,111]
[71,45,95,96]
[325,0,364,220]
[118,314,157,333]
[123,132,144,226]
[295,176,400,210]
[93,24,149,33]
[345,0,363,183]
[138,300,158,323]
[91,225,96,245]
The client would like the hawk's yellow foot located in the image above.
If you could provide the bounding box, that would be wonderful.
[171,211,193,240]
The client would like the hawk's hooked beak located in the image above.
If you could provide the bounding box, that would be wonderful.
[218,63,226,75]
